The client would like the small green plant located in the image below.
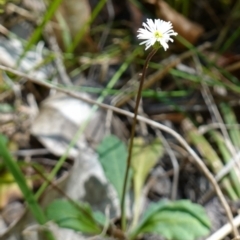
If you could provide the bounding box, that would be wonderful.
[46,135,211,240]
[129,200,210,240]
[46,18,211,240]
[46,199,105,234]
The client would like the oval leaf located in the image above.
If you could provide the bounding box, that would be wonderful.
[97,135,128,200]
[46,199,102,234]
[130,200,211,240]
[131,137,163,226]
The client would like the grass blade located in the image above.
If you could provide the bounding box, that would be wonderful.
[0,134,55,240]
[18,0,63,64]
[66,0,107,53]
[183,119,238,200]
[210,130,240,198]
[220,102,240,150]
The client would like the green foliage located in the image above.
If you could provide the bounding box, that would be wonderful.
[55,12,72,50]
[66,0,107,53]
[46,199,104,234]
[131,137,163,227]
[97,135,128,201]
[185,118,238,200]
[0,134,55,240]
[210,130,240,198]
[220,102,240,149]
[44,134,211,240]
[130,200,211,240]
[220,26,240,53]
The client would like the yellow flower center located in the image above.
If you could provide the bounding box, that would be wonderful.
[154,31,163,39]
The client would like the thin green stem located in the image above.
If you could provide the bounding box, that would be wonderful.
[120,48,157,230]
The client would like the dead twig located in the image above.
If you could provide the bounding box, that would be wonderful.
[156,130,179,200]
[206,214,240,240]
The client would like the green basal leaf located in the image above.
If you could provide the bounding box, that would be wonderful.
[220,102,240,149]
[97,135,128,201]
[130,200,211,240]
[131,137,163,227]
[93,211,107,226]
[46,199,102,234]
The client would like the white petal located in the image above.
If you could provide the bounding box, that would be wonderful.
[137,18,177,50]
[159,39,169,51]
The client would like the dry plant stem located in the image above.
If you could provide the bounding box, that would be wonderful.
[120,48,157,230]
[194,56,240,174]
[156,130,179,200]
[0,64,238,237]
[206,214,240,240]
[199,122,240,182]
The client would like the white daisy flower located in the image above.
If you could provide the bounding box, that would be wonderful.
[137,19,178,51]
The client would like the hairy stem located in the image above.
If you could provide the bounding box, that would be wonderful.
[120,48,157,230]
